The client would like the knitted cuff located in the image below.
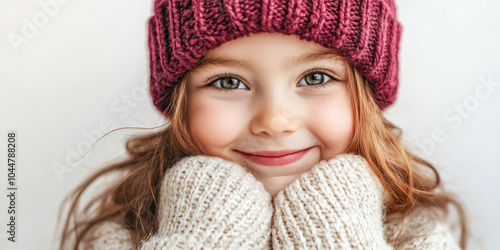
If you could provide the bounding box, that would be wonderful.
[140,155,273,249]
[272,153,391,249]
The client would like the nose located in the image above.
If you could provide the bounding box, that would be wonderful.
[249,97,301,137]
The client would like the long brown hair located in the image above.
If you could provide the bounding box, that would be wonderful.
[56,73,201,249]
[343,60,469,248]
[56,55,469,249]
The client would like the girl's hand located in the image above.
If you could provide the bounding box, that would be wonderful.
[140,155,273,250]
[271,153,392,249]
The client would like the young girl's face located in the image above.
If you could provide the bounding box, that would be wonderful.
[186,33,354,196]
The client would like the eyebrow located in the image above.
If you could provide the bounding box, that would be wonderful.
[191,48,345,72]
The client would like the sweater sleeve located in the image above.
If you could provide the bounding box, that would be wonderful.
[139,155,273,249]
[383,205,461,250]
[271,153,392,249]
[78,217,135,250]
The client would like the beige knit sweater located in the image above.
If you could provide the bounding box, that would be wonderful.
[77,154,461,249]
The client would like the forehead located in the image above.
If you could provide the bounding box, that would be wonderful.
[191,33,345,72]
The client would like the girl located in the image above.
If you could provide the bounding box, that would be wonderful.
[57,0,470,249]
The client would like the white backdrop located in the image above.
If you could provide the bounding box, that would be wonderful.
[1,0,499,249]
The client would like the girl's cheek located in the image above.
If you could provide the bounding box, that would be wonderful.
[188,96,246,152]
[307,94,353,158]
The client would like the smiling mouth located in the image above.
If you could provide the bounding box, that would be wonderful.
[236,147,313,157]
[235,147,313,166]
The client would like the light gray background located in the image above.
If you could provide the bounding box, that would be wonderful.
[1,0,499,249]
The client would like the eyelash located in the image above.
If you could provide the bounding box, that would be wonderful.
[204,67,340,93]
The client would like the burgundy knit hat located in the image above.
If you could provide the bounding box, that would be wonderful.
[148,0,402,116]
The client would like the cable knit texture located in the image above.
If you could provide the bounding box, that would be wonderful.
[148,0,403,115]
[79,154,461,249]
[139,155,273,249]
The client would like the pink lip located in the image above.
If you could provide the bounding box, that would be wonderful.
[236,147,313,166]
